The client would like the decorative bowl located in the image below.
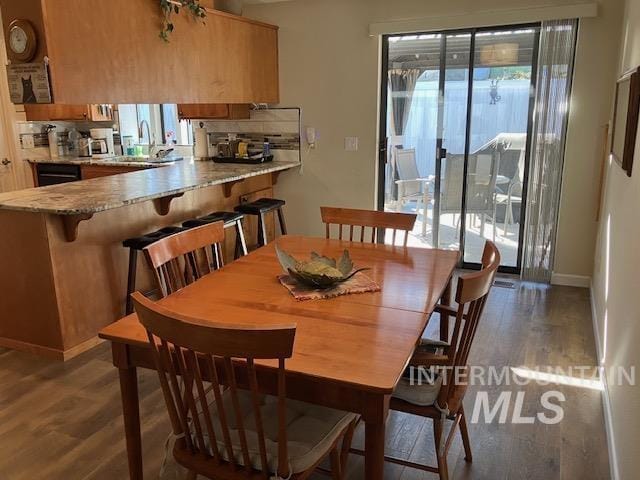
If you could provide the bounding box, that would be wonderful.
[275,246,369,289]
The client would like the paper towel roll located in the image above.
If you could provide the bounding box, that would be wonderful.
[48,130,59,158]
[194,128,208,158]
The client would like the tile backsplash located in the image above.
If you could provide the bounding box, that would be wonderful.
[196,108,301,152]
[17,120,120,149]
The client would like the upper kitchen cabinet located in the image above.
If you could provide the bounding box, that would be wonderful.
[0,0,279,105]
[24,104,115,121]
[177,104,251,120]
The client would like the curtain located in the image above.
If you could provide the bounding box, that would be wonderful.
[521,19,578,282]
[387,69,421,202]
[388,69,421,136]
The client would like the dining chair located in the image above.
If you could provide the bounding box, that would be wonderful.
[440,153,500,241]
[388,241,500,480]
[143,221,226,297]
[394,148,433,230]
[131,292,358,480]
[320,206,417,246]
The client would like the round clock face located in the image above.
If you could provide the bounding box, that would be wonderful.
[7,20,36,62]
[9,26,28,54]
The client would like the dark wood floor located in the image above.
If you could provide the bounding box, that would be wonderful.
[0,280,610,479]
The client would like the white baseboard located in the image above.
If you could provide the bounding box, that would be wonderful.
[589,282,620,480]
[550,272,591,288]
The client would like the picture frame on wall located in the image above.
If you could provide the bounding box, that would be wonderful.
[610,66,640,177]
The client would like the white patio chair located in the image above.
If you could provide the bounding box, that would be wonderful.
[394,148,433,236]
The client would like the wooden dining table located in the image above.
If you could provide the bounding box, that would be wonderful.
[99,235,459,480]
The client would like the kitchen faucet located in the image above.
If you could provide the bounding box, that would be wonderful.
[138,119,156,157]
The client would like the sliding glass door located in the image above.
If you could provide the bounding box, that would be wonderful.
[379,25,539,272]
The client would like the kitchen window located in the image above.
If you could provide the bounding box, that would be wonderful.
[118,104,193,146]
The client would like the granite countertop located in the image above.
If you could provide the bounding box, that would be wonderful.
[0,158,300,215]
[27,155,182,168]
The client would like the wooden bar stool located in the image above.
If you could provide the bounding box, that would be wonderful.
[182,211,248,260]
[234,198,287,247]
[122,226,186,314]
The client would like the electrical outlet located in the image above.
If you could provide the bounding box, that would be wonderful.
[345,137,359,152]
[22,134,35,149]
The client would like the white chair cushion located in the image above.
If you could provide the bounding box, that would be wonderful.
[392,373,443,407]
[416,336,450,354]
[161,389,357,478]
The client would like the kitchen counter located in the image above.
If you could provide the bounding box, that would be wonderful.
[27,155,179,168]
[1,158,300,215]
[0,156,298,360]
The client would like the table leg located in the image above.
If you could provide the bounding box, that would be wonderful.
[363,394,389,480]
[118,364,143,479]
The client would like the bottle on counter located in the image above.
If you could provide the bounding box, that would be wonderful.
[123,136,135,156]
[263,138,271,157]
[67,128,80,156]
[45,125,59,159]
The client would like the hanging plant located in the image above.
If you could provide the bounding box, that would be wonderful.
[159,0,207,42]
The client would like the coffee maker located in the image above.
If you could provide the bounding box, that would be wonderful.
[89,128,115,158]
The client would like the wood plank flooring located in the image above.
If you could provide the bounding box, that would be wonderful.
[0,280,610,479]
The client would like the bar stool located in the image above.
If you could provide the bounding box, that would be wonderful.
[182,211,248,260]
[234,198,287,247]
[122,226,186,314]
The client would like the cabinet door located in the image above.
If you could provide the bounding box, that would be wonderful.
[24,104,90,121]
[49,105,90,121]
[177,104,250,120]
[23,104,53,121]
[237,187,274,252]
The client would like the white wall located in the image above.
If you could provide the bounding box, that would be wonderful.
[592,0,640,477]
[246,0,623,281]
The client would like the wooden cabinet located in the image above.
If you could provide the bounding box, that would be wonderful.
[80,165,148,180]
[24,104,115,122]
[1,0,280,104]
[177,104,251,120]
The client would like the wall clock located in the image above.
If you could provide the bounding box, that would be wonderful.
[7,19,37,63]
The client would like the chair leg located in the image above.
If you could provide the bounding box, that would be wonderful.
[125,249,138,315]
[421,191,428,237]
[459,407,473,462]
[330,446,343,480]
[340,418,358,472]
[433,417,449,480]
[234,219,248,258]
[276,207,288,235]
[257,212,268,247]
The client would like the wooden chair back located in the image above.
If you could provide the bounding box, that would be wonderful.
[131,292,297,479]
[144,221,225,297]
[320,206,417,246]
[437,241,500,409]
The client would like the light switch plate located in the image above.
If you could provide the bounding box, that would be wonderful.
[345,136,359,151]
[22,134,35,149]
